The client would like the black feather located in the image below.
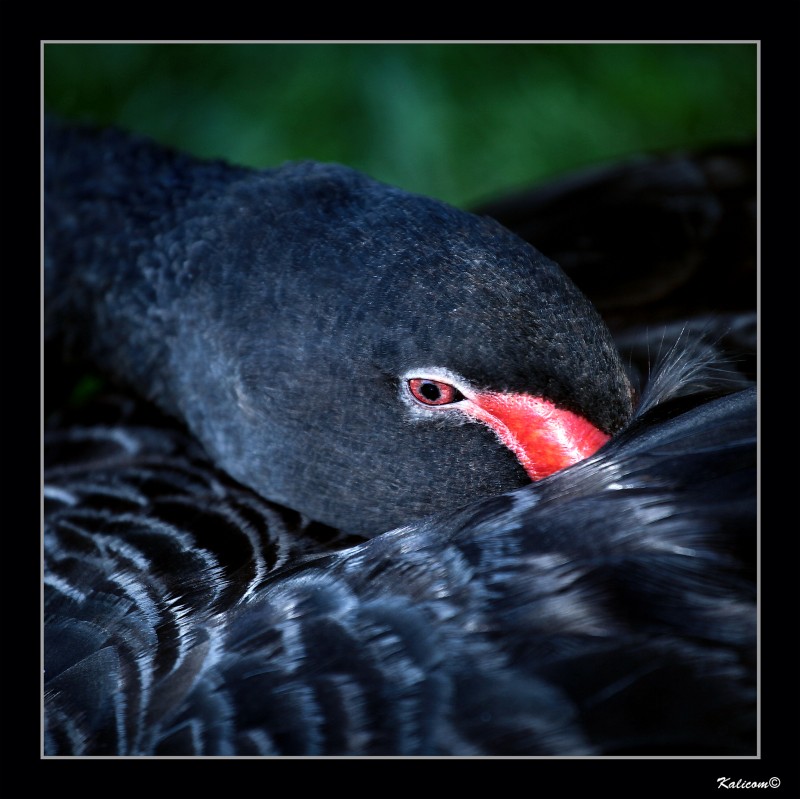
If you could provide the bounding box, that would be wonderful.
[44,125,756,757]
[44,378,755,755]
[45,118,634,536]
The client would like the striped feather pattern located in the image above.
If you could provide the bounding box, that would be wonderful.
[44,382,756,756]
[43,139,757,757]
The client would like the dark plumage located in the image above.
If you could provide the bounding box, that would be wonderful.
[473,143,756,322]
[475,142,757,389]
[44,124,757,757]
[45,120,633,536]
[44,380,756,756]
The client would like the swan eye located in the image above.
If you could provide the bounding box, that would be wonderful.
[408,378,465,406]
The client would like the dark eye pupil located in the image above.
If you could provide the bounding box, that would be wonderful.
[407,377,463,406]
[420,381,441,401]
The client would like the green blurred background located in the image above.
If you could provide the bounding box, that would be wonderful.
[43,42,757,210]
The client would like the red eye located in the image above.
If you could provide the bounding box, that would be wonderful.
[408,378,464,406]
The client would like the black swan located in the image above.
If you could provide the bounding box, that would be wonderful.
[43,121,756,757]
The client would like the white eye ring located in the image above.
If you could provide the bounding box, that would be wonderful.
[407,377,464,406]
[399,367,475,414]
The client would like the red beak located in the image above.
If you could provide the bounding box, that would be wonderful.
[463,391,610,480]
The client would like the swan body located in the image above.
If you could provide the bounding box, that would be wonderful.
[44,123,757,756]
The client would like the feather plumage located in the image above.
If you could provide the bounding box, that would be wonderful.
[43,126,757,757]
[44,374,755,755]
